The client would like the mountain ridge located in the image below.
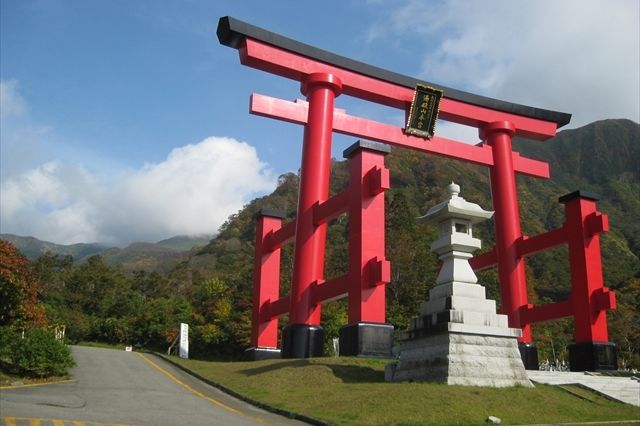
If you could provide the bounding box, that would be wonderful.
[0,233,212,272]
[0,233,110,261]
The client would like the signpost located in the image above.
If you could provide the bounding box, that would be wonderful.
[179,323,189,359]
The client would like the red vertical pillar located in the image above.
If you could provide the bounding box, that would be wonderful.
[561,191,617,371]
[247,210,284,360]
[282,73,342,358]
[482,121,537,368]
[339,140,394,357]
[346,141,390,323]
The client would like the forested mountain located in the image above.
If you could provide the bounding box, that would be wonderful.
[196,118,640,363]
[0,234,109,261]
[1,234,211,273]
[3,119,638,366]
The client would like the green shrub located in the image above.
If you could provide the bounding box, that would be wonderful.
[10,328,75,377]
[0,326,16,361]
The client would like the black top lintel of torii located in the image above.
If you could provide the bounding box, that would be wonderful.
[216,16,571,128]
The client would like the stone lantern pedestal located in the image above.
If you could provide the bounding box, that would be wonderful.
[385,183,532,387]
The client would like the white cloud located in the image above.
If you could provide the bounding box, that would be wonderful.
[367,0,640,128]
[1,79,53,178]
[0,80,27,119]
[1,80,277,246]
[436,121,481,145]
[0,137,277,246]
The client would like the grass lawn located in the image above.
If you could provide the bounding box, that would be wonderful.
[168,356,640,426]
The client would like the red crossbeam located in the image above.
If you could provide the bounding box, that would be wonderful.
[265,190,351,252]
[469,249,498,271]
[262,295,291,320]
[250,94,550,179]
[519,301,572,324]
[313,190,349,225]
[261,275,351,322]
[517,228,567,257]
[471,227,569,272]
[266,221,296,251]
[240,39,558,140]
[311,276,349,305]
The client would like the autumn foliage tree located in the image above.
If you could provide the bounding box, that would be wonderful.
[0,240,46,328]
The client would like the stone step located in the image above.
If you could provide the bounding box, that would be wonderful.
[421,295,496,316]
[446,354,529,370]
[447,322,521,338]
[410,310,508,333]
[527,370,640,406]
[447,376,532,387]
[439,310,509,328]
[391,360,532,387]
[398,342,523,361]
[403,320,520,340]
[428,282,486,300]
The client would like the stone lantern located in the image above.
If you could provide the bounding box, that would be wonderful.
[385,183,532,387]
[421,182,493,287]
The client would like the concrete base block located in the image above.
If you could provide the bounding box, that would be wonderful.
[244,347,281,361]
[339,322,393,357]
[519,342,539,370]
[387,333,532,387]
[569,342,618,371]
[281,324,324,358]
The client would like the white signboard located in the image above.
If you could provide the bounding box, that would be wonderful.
[179,323,189,359]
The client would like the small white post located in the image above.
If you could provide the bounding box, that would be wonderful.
[179,323,189,359]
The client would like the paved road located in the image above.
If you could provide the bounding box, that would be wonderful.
[0,346,308,426]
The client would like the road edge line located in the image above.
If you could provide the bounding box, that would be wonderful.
[0,379,75,390]
[150,352,328,426]
[135,352,246,417]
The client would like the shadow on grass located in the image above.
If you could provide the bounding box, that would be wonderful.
[239,359,312,376]
[326,364,385,383]
[238,359,384,383]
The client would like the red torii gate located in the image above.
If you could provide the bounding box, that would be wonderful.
[217,17,617,370]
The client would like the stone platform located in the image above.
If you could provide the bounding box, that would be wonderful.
[386,282,532,387]
[387,332,532,387]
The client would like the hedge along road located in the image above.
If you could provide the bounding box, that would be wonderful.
[0,346,308,426]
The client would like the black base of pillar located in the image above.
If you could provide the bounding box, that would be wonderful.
[339,322,394,357]
[244,347,281,361]
[518,342,539,370]
[281,324,324,358]
[568,342,618,371]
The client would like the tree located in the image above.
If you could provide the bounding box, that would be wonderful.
[131,296,192,349]
[385,191,435,330]
[0,240,46,327]
[5,328,75,377]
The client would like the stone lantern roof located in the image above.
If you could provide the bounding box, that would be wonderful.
[419,182,493,225]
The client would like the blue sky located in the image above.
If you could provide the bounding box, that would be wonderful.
[1,0,638,246]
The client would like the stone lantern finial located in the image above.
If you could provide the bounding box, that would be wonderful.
[447,182,460,198]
